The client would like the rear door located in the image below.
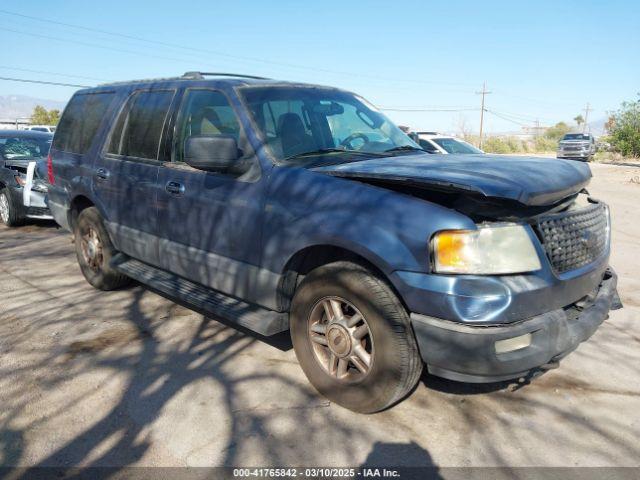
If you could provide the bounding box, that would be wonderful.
[156,88,272,306]
[94,88,176,267]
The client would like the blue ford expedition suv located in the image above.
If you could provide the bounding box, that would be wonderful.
[47,72,621,412]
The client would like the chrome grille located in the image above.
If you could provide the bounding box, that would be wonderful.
[536,202,609,274]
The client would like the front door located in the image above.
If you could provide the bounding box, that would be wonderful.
[94,88,175,267]
[157,88,273,307]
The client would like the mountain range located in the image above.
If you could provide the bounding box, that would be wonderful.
[0,95,67,121]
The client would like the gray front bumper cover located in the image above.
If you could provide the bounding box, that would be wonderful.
[410,268,620,383]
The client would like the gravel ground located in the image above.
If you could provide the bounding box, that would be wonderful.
[0,163,639,470]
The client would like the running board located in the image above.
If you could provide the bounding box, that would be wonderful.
[111,254,288,336]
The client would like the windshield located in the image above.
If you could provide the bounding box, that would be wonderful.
[432,137,483,154]
[0,136,52,160]
[240,86,419,163]
[562,134,591,141]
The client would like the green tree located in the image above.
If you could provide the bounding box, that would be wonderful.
[544,121,571,141]
[608,95,640,157]
[574,114,584,128]
[30,105,61,125]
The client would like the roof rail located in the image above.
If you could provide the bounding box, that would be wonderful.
[182,71,270,80]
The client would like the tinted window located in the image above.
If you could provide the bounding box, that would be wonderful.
[53,92,115,154]
[108,90,174,160]
[174,89,242,163]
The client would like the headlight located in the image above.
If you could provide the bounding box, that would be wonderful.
[432,224,542,274]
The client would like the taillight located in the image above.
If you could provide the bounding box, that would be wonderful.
[47,153,55,185]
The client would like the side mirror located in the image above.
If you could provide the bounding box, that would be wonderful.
[184,135,239,172]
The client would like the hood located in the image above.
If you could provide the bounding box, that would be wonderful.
[313,153,591,206]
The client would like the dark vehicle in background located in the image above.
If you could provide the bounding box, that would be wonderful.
[0,130,53,226]
[557,133,596,161]
[47,73,620,412]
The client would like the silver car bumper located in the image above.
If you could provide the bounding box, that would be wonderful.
[557,150,592,159]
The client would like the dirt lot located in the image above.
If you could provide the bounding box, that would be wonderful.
[0,163,639,469]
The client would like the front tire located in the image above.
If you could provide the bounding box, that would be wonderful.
[290,261,422,413]
[74,207,130,290]
[0,188,25,227]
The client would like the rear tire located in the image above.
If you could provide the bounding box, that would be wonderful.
[0,188,26,227]
[290,261,422,413]
[74,207,130,290]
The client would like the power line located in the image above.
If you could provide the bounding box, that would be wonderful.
[1,27,207,69]
[0,9,477,88]
[0,76,90,88]
[0,65,108,82]
[486,109,529,127]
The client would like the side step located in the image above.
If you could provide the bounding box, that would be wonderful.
[111,254,289,336]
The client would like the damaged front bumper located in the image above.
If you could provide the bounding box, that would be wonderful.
[410,268,620,383]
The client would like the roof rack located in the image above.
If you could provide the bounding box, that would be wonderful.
[182,71,270,80]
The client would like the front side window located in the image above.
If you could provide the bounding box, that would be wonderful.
[53,92,115,154]
[108,90,174,160]
[240,86,418,163]
[173,89,243,163]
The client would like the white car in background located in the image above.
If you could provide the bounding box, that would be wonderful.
[24,125,57,133]
[416,132,484,154]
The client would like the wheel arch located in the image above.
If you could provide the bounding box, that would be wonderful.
[276,243,406,313]
[68,195,96,230]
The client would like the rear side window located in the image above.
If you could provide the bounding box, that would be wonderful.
[107,90,174,160]
[53,92,115,154]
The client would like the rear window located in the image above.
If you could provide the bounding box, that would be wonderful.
[0,136,52,160]
[107,90,174,160]
[53,92,115,154]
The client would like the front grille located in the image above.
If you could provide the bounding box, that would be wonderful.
[536,202,609,274]
[562,145,581,151]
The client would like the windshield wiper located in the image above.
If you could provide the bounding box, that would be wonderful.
[285,148,381,161]
[383,145,424,153]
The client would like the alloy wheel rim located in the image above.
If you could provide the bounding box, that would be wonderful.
[0,194,9,224]
[308,296,374,383]
[81,227,104,272]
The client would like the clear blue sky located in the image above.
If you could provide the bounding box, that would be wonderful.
[0,0,638,133]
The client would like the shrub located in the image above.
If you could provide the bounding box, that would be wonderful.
[608,96,640,157]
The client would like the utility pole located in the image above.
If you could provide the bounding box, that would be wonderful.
[535,118,540,138]
[582,103,591,133]
[476,82,491,149]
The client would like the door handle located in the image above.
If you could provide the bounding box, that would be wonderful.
[95,167,109,181]
[165,181,185,196]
